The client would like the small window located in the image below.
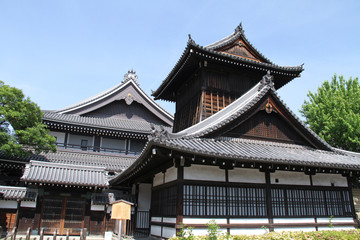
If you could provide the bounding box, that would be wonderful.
[81,140,88,151]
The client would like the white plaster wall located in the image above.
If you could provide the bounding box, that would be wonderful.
[184,165,225,182]
[101,137,126,150]
[230,218,268,224]
[138,183,151,211]
[68,134,93,146]
[317,217,354,223]
[312,173,348,187]
[163,218,176,224]
[151,217,162,222]
[228,168,265,184]
[271,171,310,185]
[150,225,161,236]
[91,204,105,211]
[153,172,164,187]
[273,218,315,223]
[48,131,65,144]
[274,227,316,232]
[162,227,176,239]
[165,167,177,183]
[20,201,36,208]
[0,200,17,209]
[183,218,227,224]
[230,229,266,235]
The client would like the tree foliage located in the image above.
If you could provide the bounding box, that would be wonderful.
[0,81,56,157]
[300,75,360,152]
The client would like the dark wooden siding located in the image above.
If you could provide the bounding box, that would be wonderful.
[223,110,311,145]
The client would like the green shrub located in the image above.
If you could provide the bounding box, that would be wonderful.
[170,229,360,240]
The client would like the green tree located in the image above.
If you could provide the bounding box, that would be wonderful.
[300,74,360,152]
[0,81,56,157]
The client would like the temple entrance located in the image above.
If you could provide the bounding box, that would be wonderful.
[41,196,85,235]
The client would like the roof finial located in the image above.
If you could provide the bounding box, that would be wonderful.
[187,34,195,45]
[122,69,139,86]
[235,22,245,34]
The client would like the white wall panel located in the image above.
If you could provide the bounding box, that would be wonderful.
[230,218,268,224]
[162,227,176,238]
[138,183,151,211]
[48,131,65,144]
[165,167,177,183]
[229,168,265,183]
[0,200,17,209]
[150,225,161,236]
[184,165,225,182]
[271,171,310,185]
[312,173,348,187]
[153,172,164,187]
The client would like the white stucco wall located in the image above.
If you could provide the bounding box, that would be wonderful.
[138,183,151,211]
[48,131,66,144]
[229,218,268,224]
[91,204,105,211]
[20,201,36,208]
[0,200,17,209]
[162,227,176,239]
[150,225,161,236]
[68,133,94,146]
[183,218,227,224]
[153,172,164,187]
[228,168,265,183]
[184,164,225,182]
[165,167,177,183]
[101,137,126,150]
[312,173,348,187]
[271,171,310,185]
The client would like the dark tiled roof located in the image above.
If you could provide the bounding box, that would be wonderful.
[153,25,303,99]
[34,149,136,172]
[55,74,173,125]
[43,111,172,134]
[21,161,109,188]
[0,186,38,201]
[112,136,360,184]
[162,137,360,169]
[205,23,272,64]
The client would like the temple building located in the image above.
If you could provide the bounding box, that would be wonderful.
[0,70,173,236]
[1,24,360,239]
[111,24,360,238]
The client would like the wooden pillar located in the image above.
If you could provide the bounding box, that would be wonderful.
[225,168,230,234]
[265,171,273,231]
[64,133,69,149]
[347,177,358,222]
[175,164,184,234]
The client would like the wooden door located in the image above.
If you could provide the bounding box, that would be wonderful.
[41,196,85,235]
[0,209,17,235]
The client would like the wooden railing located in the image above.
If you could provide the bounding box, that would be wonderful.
[55,143,139,155]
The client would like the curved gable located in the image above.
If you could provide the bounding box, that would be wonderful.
[56,71,173,127]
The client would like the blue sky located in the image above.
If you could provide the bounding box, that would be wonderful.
[1,1,359,118]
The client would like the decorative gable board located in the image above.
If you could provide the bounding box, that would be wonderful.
[83,100,169,125]
[217,40,263,62]
[208,93,326,149]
